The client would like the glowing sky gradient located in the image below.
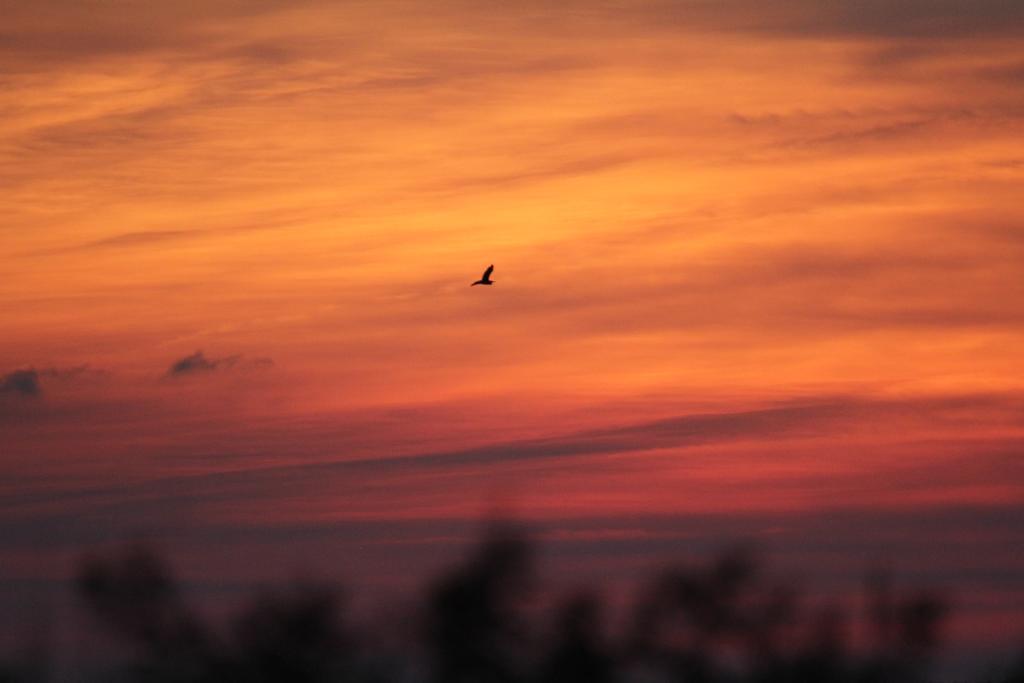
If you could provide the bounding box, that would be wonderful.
[2,0,1024,674]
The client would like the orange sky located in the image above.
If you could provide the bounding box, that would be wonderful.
[2,0,1024,671]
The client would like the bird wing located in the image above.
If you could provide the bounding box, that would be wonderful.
[482,264,494,280]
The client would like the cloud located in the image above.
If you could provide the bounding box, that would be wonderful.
[81,230,201,249]
[0,1,298,71]
[0,366,101,398]
[974,59,1024,84]
[39,365,111,382]
[0,369,41,397]
[627,0,1024,40]
[18,391,1019,520]
[167,351,234,376]
[166,351,274,377]
[421,152,639,196]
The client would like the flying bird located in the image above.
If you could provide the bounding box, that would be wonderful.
[471,264,494,286]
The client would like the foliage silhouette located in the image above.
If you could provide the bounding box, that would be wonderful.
[424,525,532,683]
[0,528,1009,682]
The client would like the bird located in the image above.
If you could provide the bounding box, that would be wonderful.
[471,264,494,286]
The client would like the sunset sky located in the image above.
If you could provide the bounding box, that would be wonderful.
[2,0,1024,675]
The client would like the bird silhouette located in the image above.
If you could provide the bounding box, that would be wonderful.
[472,264,494,286]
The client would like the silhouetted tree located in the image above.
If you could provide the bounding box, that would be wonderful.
[998,649,1024,683]
[229,583,352,682]
[77,544,213,682]
[66,529,992,683]
[424,525,533,683]
[858,570,947,683]
[629,547,776,682]
[76,545,357,683]
[539,594,613,683]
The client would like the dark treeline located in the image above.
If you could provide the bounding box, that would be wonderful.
[3,526,1023,683]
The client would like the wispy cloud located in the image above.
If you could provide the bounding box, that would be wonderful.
[624,0,1024,40]
[0,365,109,398]
[11,391,1022,517]
[0,369,40,397]
[79,230,202,250]
[166,351,273,377]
